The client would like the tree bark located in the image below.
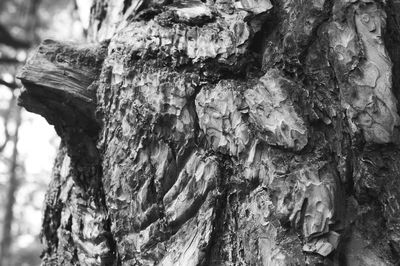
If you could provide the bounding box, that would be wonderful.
[17,0,400,265]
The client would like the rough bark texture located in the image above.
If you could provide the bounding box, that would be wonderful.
[17,0,400,265]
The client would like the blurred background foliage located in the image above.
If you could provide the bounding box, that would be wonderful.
[0,0,90,265]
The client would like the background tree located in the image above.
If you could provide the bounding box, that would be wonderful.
[0,0,38,264]
[17,0,400,265]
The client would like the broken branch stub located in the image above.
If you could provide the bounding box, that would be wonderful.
[17,39,108,166]
[17,39,107,137]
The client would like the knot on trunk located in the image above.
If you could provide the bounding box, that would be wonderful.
[17,39,108,165]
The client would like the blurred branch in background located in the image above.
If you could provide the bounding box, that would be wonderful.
[0,24,31,49]
[0,56,23,65]
[0,95,15,153]
[0,79,18,90]
[0,104,21,266]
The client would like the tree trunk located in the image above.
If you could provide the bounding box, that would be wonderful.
[17,0,400,265]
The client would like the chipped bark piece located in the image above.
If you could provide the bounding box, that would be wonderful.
[168,1,215,25]
[303,231,340,257]
[196,81,250,156]
[327,21,360,76]
[352,3,400,143]
[196,70,308,155]
[235,0,272,15]
[329,2,400,144]
[269,162,337,240]
[245,69,308,151]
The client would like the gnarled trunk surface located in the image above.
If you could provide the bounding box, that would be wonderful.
[17,0,400,265]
